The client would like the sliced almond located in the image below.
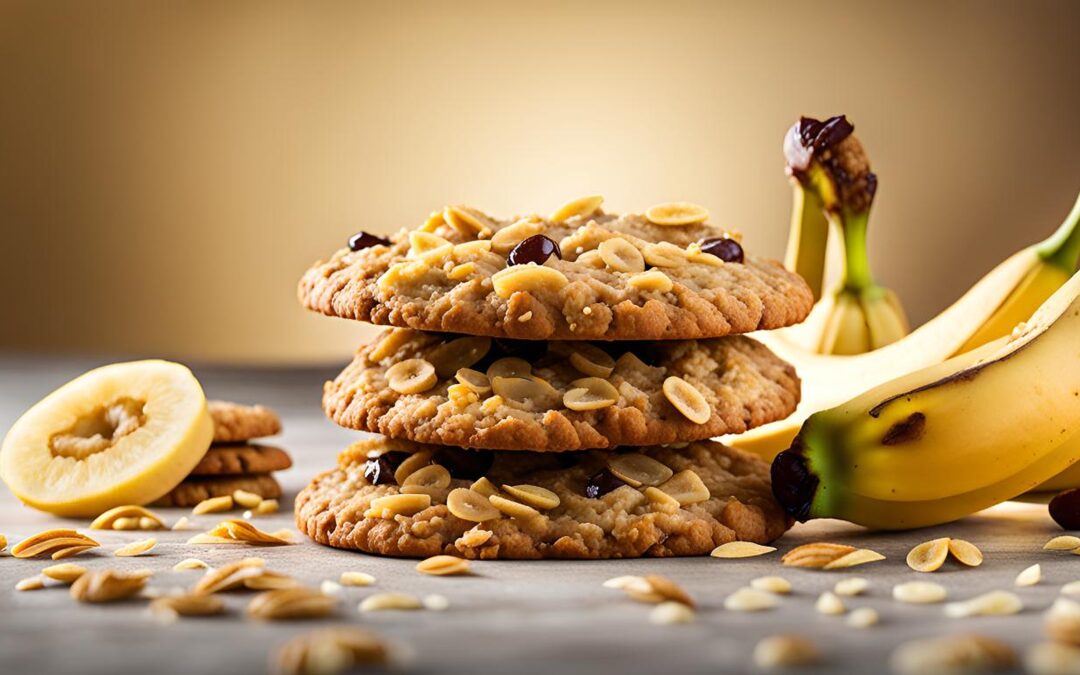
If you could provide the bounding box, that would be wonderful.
[469,477,500,498]
[491,218,544,254]
[724,587,779,612]
[274,628,389,674]
[248,587,336,621]
[645,202,709,226]
[485,357,532,380]
[643,575,694,608]
[781,542,857,569]
[50,545,96,560]
[367,493,432,519]
[16,577,44,591]
[70,569,149,603]
[385,358,437,395]
[1062,581,1080,597]
[607,453,673,489]
[340,572,375,587]
[947,538,984,567]
[416,555,470,577]
[359,592,423,612]
[427,336,491,379]
[823,548,886,570]
[151,593,225,619]
[1016,563,1042,587]
[191,558,266,594]
[643,486,680,507]
[232,490,263,509]
[568,344,615,378]
[454,368,492,394]
[11,529,99,559]
[174,558,209,571]
[891,635,1017,675]
[655,470,710,506]
[401,464,452,491]
[627,270,674,292]
[42,563,86,584]
[661,376,710,424]
[944,590,1023,618]
[597,237,646,274]
[171,517,194,531]
[551,195,603,223]
[393,450,434,485]
[710,542,776,559]
[491,375,561,410]
[501,484,560,510]
[489,494,541,520]
[253,499,279,516]
[443,205,492,237]
[90,505,165,530]
[447,487,502,522]
[1045,597,1080,646]
[1045,535,1080,551]
[491,264,569,299]
[906,537,950,572]
[114,538,156,557]
[192,495,234,516]
[562,377,619,411]
[893,581,947,604]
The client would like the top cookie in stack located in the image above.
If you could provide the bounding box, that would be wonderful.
[294,197,810,559]
[299,197,812,341]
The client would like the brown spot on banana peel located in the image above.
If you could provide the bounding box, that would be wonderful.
[880,412,926,445]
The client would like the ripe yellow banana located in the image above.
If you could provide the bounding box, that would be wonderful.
[770,269,1080,529]
[729,191,1080,462]
[781,115,910,354]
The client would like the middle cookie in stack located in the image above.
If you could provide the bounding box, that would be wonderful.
[295,197,813,559]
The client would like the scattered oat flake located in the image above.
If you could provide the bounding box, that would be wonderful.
[893,581,947,604]
[847,607,879,628]
[171,517,193,531]
[1025,642,1080,675]
[944,590,1023,618]
[753,635,820,669]
[710,541,776,559]
[16,577,44,591]
[834,577,869,597]
[359,592,423,612]
[340,572,376,587]
[320,581,342,596]
[1061,581,1080,597]
[1016,563,1042,587]
[750,576,792,594]
[724,587,779,612]
[649,601,695,625]
[815,591,846,615]
[423,594,450,611]
[173,558,209,571]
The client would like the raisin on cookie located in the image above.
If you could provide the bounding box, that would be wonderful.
[294,437,791,559]
[298,201,813,341]
[153,474,282,508]
[189,444,293,476]
[323,329,799,452]
[208,400,282,443]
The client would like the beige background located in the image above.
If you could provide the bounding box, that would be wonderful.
[1,0,1078,364]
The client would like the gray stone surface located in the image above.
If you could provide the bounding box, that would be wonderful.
[0,356,1065,674]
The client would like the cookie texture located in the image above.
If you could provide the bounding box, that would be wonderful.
[208,400,282,443]
[324,329,799,452]
[190,444,293,476]
[298,207,812,341]
[153,474,282,507]
[295,437,791,559]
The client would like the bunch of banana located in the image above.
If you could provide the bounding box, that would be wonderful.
[729,166,1080,467]
[780,115,909,354]
[771,268,1080,529]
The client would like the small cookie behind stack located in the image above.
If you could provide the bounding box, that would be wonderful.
[154,401,291,507]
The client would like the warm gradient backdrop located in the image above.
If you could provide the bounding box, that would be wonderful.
[2,0,1079,363]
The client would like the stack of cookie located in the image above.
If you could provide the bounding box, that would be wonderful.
[295,197,813,559]
[155,401,291,508]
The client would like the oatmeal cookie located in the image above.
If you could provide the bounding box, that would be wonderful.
[189,444,293,476]
[153,474,282,507]
[208,400,282,443]
[298,201,812,341]
[294,437,791,559]
[323,329,799,452]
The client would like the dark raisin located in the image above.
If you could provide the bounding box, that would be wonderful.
[363,451,409,485]
[1050,488,1080,530]
[584,469,626,499]
[508,234,562,266]
[797,115,853,152]
[433,448,494,481]
[348,231,391,251]
[699,237,744,263]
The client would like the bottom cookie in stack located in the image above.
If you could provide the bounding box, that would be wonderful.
[295,437,791,560]
[154,401,292,507]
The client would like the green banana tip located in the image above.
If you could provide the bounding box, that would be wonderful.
[771,440,819,522]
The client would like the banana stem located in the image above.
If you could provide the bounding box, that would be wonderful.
[836,209,875,292]
[1037,191,1080,273]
